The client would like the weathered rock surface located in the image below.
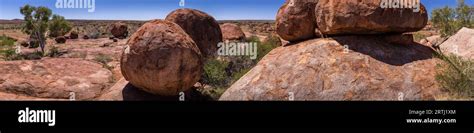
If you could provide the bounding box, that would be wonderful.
[315,0,428,35]
[0,91,54,100]
[110,22,128,39]
[420,35,441,46]
[220,23,246,41]
[276,0,318,42]
[166,8,223,58]
[439,27,474,60]
[220,37,444,100]
[0,58,113,100]
[121,20,203,96]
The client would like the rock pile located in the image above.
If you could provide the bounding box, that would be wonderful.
[220,0,443,100]
[120,9,224,97]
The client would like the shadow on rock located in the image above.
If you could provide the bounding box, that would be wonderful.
[332,36,435,66]
[122,83,213,101]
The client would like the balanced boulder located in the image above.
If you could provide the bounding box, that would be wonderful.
[110,22,128,39]
[120,20,203,96]
[315,0,428,35]
[220,23,246,41]
[166,8,223,58]
[276,0,318,42]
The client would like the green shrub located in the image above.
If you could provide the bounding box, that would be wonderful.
[1,48,23,61]
[413,32,428,42]
[231,67,251,83]
[198,86,227,100]
[0,36,22,60]
[435,53,474,99]
[202,58,229,87]
[94,54,113,64]
[89,32,100,39]
[47,46,61,57]
[431,0,473,37]
[0,36,16,47]
[256,35,279,62]
[49,14,72,37]
[245,35,260,42]
[198,35,281,100]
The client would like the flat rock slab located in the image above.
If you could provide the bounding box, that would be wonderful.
[440,27,474,60]
[0,58,113,100]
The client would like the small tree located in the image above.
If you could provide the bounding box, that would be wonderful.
[431,0,473,37]
[20,5,52,54]
[49,14,72,37]
[455,0,473,28]
[431,7,456,37]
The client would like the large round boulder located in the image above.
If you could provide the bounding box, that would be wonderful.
[120,20,203,96]
[165,8,223,58]
[220,23,246,41]
[276,0,318,42]
[110,22,129,39]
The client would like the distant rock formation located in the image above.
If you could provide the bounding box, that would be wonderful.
[110,22,128,39]
[166,8,223,58]
[220,23,246,41]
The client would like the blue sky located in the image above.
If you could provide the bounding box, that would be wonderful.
[0,0,473,20]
